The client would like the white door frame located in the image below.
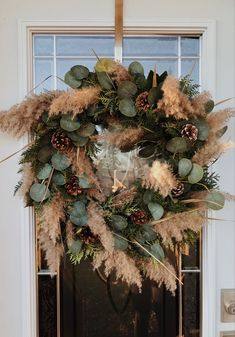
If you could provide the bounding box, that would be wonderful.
[18,18,217,337]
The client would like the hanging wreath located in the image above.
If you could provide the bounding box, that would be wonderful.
[0,58,234,293]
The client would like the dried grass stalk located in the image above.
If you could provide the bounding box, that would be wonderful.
[144,259,177,294]
[153,209,206,242]
[142,160,177,197]
[19,163,35,201]
[40,192,65,244]
[93,250,142,290]
[87,201,114,252]
[49,86,101,117]
[103,127,145,150]
[0,91,61,137]
[66,221,74,246]
[192,140,235,166]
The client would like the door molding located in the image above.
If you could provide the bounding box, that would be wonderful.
[18,18,216,337]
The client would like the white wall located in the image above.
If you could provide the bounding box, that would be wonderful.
[0,1,235,337]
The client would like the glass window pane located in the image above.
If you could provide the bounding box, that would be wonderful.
[182,241,200,270]
[34,58,54,93]
[123,58,178,77]
[56,36,115,57]
[34,35,54,56]
[123,37,178,57]
[181,59,199,84]
[181,37,200,57]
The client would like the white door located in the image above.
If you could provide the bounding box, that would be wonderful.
[0,2,235,337]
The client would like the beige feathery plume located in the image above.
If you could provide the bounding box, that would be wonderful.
[66,221,74,246]
[93,250,142,290]
[40,193,65,244]
[153,209,206,242]
[142,160,177,198]
[111,187,137,208]
[87,201,114,252]
[49,86,101,117]
[192,140,235,166]
[103,127,145,150]
[206,108,235,131]
[222,192,235,202]
[112,63,132,84]
[157,76,208,120]
[144,259,177,294]
[0,91,61,137]
[69,148,102,190]
[39,226,64,274]
[18,163,35,201]
[86,188,106,203]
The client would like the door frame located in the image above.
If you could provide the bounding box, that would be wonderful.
[18,18,217,337]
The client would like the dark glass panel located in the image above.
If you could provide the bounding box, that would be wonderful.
[182,240,200,270]
[38,275,57,337]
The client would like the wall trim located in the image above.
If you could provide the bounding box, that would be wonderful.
[18,18,216,337]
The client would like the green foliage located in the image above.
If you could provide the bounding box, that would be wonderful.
[180,75,200,98]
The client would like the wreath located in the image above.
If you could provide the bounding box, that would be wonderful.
[0,58,234,293]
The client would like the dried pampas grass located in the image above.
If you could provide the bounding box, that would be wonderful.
[93,250,142,290]
[0,91,61,137]
[206,108,235,131]
[103,127,145,150]
[87,201,114,252]
[192,140,235,166]
[19,163,35,201]
[38,226,64,274]
[144,259,177,294]
[112,63,131,84]
[153,209,206,242]
[142,160,177,197]
[49,86,100,117]
[40,193,65,244]
[66,221,74,247]
[111,187,137,208]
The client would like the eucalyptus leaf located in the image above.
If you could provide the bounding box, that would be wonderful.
[150,242,165,260]
[29,183,50,202]
[60,115,80,132]
[142,224,157,241]
[143,190,155,204]
[187,163,204,184]
[77,123,96,137]
[193,119,209,141]
[71,65,89,80]
[37,163,52,180]
[42,112,59,127]
[206,191,225,210]
[69,201,87,217]
[128,61,144,76]
[119,98,137,117]
[148,85,163,106]
[178,158,193,177]
[148,202,164,220]
[67,131,88,146]
[114,236,128,251]
[70,214,88,227]
[51,153,70,171]
[37,146,54,163]
[204,99,214,113]
[96,72,113,90]
[117,81,138,98]
[52,173,66,185]
[64,70,82,89]
[110,215,128,231]
[166,137,191,153]
[69,240,82,254]
[79,177,91,189]
[134,74,147,91]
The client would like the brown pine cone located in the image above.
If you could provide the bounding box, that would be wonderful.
[51,131,72,151]
[131,210,149,225]
[171,181,184,197]
[135,91,150,113]
[79,228,98,245]
[181,124,198,141]
[65,176,83,196]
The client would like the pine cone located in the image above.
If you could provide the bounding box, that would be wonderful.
[135,91,150,113]
[171,181,184,197]
[79,228,98,245]
[51,131,72,151]
[65,176,83,196]
[181,124,198,141]
[130,210,149,225]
